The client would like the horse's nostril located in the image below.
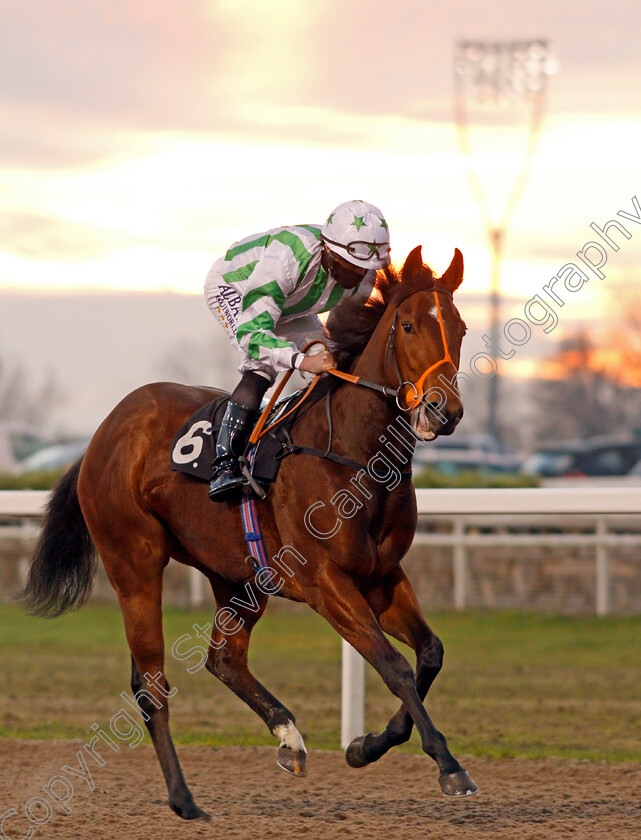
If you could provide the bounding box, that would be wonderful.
[427,403,463,420]
[423,402,463,429]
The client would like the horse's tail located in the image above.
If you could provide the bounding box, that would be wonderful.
[20,458,97,617]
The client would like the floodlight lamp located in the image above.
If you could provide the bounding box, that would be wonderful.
[454,40,556,107]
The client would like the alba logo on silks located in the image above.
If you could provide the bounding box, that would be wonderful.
[212,284,241,334]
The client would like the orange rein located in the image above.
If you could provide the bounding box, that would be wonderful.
[248,287,454,444]
[247,354,322,445]
[248,342,373,445]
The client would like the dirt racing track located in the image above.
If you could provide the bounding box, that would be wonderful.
[2,740,640,840]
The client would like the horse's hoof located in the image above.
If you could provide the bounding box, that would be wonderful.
[277,746,307,776]
[438,769,479,797]
[345,734,371,768]
[170,801,211,821]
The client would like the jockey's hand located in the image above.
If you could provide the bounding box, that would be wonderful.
[299,350,336,374]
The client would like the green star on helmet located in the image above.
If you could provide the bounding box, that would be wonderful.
[379,216,388,231]
[326,212,335,224]
[351,214,366,231]
[367,242,381,255]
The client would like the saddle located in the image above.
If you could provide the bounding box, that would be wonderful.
[170,390,303,494]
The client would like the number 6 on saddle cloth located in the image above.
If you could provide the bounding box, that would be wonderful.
[170,393,299,492]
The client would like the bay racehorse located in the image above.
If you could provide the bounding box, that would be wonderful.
[22,245,477,819]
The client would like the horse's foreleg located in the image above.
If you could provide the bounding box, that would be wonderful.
[346,568,446,765]
[304,563,477,797]
[205,577,307,776]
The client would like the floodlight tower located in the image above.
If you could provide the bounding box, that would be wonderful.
[453,40,555,443]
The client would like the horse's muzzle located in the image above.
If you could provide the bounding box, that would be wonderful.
[412,401,463,440]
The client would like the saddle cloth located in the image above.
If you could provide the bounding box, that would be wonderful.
[170,391,302,488]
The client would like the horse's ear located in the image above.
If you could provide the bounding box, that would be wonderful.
[440,248,464,292]
[402,246,423,279]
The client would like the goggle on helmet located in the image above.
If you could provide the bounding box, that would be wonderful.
[321,199,391,270]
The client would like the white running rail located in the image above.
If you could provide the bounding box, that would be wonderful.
[0,491,49,516]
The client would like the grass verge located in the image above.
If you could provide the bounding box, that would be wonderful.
[1,603,640,761]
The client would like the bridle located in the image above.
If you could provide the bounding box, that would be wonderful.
[329,285,457,411]
[249,285,458,445]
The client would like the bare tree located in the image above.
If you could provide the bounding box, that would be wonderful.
[529,330,641,442]
[0,358,65,425]
[154,336,239,394]
[606,285,641,388]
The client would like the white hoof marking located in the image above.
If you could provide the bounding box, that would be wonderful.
[274,721,307,754]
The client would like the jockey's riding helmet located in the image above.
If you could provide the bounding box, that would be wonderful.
[321,200,391,270]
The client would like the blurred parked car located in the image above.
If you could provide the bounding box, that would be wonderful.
[519,441,584,478]
[16,439,90,474]
[521,435,641,478]
[413,434,522,475]
[0,421,52,472]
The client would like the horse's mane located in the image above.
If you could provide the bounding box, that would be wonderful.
[295,258,436,417]
[326,261,435,371]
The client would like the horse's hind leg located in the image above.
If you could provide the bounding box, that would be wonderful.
[205,576,307,776]
[128,653,201,813]
[97,533,207,820]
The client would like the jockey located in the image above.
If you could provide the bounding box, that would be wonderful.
[204,199,391,500]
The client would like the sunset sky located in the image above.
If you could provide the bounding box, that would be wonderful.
[2,0,641,431]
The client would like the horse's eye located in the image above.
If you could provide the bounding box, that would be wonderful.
[402,322,414,334]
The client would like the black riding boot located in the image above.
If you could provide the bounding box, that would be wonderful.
[208,401,258,502]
